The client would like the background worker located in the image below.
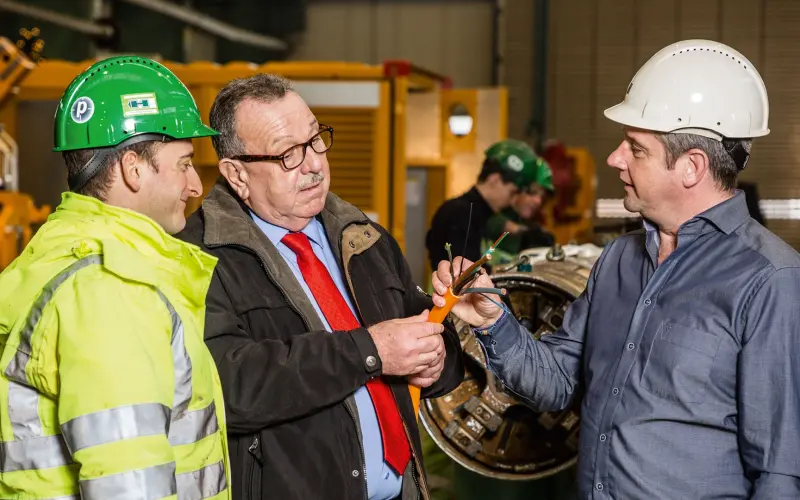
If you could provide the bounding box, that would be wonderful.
[483,143,556,265]
[0,57,230,498]
[425,139,541,272]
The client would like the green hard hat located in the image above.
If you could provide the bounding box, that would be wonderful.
[53,56,217,190]
[485,139,554,192]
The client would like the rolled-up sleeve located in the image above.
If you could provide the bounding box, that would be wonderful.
[739,266,800,498]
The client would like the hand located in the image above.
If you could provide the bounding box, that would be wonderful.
[368,311,444,376]
[431,256,504,330]
[408,349,446,388]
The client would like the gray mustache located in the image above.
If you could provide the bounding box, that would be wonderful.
[297,173,325,190]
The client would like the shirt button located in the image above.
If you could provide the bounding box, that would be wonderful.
[600,433,607,442]
[596,482,604,491]
[627,342,635,350]
[612,387,619,395]
[365,356,377,368]
[644,298,652,305]
[352,469,360,478]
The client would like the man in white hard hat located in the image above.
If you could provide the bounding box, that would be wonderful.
[430,39,800,499]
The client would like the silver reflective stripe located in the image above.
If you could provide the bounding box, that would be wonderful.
[0,433,71,472]
[80,462,177,500]
[176,460,228,500]
[4,256,103,386]
[156,291,222,444]
[45,495,80,500]
[168,401,219,447]
[7,380,42,439]
[61,403,170,454]
[157,291,193,418]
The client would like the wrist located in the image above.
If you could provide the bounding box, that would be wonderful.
[475,309,506,332]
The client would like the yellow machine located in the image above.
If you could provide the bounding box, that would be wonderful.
[0,35,51,270]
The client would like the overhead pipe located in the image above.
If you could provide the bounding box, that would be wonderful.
[0,0,114,39]
[116,0,287,52]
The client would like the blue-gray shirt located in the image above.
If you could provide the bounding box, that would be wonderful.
[250,212,402,500]
[477,191,800,499]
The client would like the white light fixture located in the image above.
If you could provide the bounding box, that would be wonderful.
[448,103,473,137]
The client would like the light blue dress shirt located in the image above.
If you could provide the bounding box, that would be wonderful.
[250,211,402,500]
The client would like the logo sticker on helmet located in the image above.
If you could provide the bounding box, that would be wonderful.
[507,154,524,172]
[71,97,95,124]
[121,92,159,117]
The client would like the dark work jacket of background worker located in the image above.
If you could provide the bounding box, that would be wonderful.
[178,180,464,500]
[426,186,494,272]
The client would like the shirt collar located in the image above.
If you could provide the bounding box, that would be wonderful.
[692,190,751,235]
[249,211,325,248]
[640,190,750,236]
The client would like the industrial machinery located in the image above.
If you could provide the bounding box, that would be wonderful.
[420,244,601,482]
[0,35,51,270]
[540,140,597,245]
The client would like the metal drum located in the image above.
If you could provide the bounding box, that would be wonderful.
[420,245,601,481]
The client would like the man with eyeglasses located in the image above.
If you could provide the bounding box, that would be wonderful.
[176,73,464,500]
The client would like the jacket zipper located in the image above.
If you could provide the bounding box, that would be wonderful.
[247,437,259,499]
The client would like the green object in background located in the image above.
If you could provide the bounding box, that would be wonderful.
[484,139,554,192]
[53,56,217,152]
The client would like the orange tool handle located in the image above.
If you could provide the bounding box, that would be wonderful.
[409,288,461,416]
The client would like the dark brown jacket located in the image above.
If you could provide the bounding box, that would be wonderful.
[177,181,464,500]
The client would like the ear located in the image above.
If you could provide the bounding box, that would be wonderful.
[219,159,250,201]
[681,148,710,189]
[118,149,144,192]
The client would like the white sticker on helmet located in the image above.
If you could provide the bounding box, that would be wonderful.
[507,154,524,171]
[71,97,95,124]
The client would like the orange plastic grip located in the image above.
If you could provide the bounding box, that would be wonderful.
[409,288,460,416]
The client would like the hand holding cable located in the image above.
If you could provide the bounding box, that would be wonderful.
[431,256,506,330]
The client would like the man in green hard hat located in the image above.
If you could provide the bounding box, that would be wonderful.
[0,56,231,498]
[425,138,544,271]
[483,144,557,266]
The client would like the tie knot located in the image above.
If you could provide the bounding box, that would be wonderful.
[281,231,313,258]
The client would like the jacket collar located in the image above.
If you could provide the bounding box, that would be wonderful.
[201,178,370,258]
[199,178,378,330]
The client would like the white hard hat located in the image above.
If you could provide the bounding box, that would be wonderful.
[604,39,769,140]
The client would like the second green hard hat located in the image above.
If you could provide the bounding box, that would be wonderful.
[485,139,554,192]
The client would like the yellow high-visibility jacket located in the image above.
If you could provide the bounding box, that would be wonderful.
[0,193,230,499]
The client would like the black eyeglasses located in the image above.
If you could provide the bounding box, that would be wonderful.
[230,124,334,171]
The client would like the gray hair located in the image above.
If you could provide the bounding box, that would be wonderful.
[655,133,752,192]
[209,73,295,159]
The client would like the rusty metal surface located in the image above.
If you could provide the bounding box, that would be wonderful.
[420,250,598,480]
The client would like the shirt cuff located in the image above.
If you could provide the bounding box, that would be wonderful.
[473,310,518,356]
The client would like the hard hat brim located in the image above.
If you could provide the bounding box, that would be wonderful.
[603,101,770,139]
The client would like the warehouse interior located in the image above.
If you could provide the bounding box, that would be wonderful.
[1,1,796,499]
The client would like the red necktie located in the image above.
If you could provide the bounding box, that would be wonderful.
[282,231,411,475]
